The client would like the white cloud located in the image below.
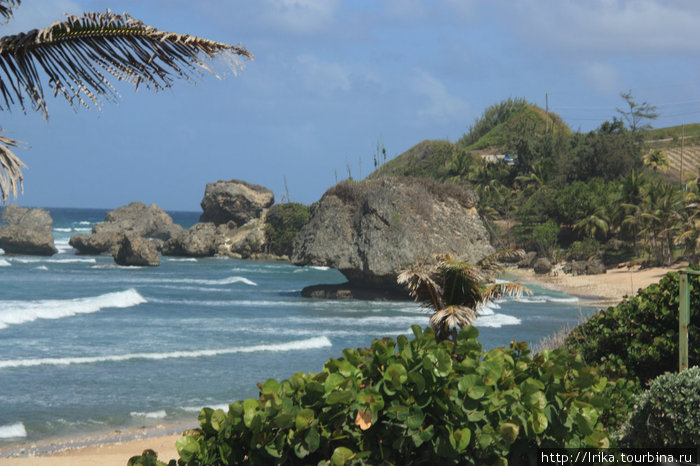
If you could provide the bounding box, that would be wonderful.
[296,54,352,94]
[262,0,340,36]
[511,0,700,54]
[410,70,469,120]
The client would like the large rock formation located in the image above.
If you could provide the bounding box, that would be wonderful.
[0,205,57,255]
[199,179,274,226]
[113,233,160,266]
[163,217,268,259]
[292,178,495,296]
[163,180,276,260]
[70,202,182,254]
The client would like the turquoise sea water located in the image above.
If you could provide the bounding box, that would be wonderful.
[0,207,593,446]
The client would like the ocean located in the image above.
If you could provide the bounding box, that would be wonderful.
[0,207,592,447]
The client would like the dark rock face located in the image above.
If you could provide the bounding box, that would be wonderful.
[113,233,160,266]
[199,179,274,227]
[70,202,182,255]
[162,218,268,259]
[517,251,537,269]
[0,205,57,255]
[291,178,494,290]
[533,258,552,274]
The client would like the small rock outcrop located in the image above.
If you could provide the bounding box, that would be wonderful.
[0,205,57,255]
[199,179,274,226]
[291,178,495,295]
[113,233,160,266]
[70,202,182,254]
[533,257,552,275]
[163,217,268,259]
[562,259,606,276]
[162,222,219,257]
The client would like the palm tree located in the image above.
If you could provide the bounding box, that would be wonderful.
[0,1,252,202]
[397,251,530,342]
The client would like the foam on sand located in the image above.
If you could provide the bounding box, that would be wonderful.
[0,289,146,330]
[0,336,333,369]
[0,422,27,439]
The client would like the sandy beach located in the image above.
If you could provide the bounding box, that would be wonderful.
[506,263,686,308]
[0,262,684,465]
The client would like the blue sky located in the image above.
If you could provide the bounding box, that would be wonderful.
[4,0,700,211]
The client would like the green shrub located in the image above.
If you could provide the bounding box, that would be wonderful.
[620,367,700,447]
[264,203,310,257]
[133,326,632,465]
[565,268,700,384]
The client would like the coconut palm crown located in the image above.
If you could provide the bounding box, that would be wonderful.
[0,0,252,202]
[398,250,530,342]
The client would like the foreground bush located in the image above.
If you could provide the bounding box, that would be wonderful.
[565,268,700,384]
[620,366,700,447]
[131,326,632,465]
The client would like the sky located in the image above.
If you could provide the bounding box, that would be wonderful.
[3,0,700,211]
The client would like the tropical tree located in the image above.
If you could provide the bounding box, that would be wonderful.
[0,1,252,202]
[397,251,529,342]
[643,149,669,173]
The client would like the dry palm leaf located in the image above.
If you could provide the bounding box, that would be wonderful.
[0,0,19,23]
[0,10,252,202]
[481,281,530,304]
[0,130,25,201]
[397,270,444,311]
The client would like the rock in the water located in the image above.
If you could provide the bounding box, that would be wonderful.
[533,258,552,274]
[162,222,219,257]
[291,178,494,290]
[70,202,182,254]
[0,205,57,255]
[113,233,160,266]
[199,179,274,227]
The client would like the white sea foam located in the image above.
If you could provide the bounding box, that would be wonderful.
[0,258,10,267]
[78,221,92,225]
[511,295,578,304]
[131,410,167,419]
[181,403,229,413]
[167,258,198,262]
[53,227,72,232]
[475,313,521,328]
[73,227,92,232]
[0,336,332,369]
[11,257,95,264]
[35,265,49,271]
[0,289,146,330]
[0,422,27,439]
[310,266,330,271]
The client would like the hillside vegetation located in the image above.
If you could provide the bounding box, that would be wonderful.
[368,97,700,268]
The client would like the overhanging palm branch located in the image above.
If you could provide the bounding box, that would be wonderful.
[0,130,24,200]
[0,8,252,202]
[0,0,18,23]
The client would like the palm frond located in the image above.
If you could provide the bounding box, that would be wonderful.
[0,0,20,23]
[397,270,444,311]
[0,130,26,202]
[0,10,253,118]
[436,258,484,307]
[480,282,530,303]
[429,305,477,340]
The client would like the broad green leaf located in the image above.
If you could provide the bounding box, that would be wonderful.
[295,408,315,431]
[331,446,355,465]
[449,428,471,452]
[305,427,320,452]
[325,373,345,391]
[525,391,547,410]
[175,436,201,463]
[384,363,408,388]
[243,399,259,428]
[326,389,353,404]
[211,409,226,432]
[408,372,425,394]
[262,378,279,394]
[499,423,519,444]
[530,410,548,434]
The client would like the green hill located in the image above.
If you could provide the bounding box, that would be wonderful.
[367,139,470,180]
[368,99,569,182]
[458,102,569,151]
